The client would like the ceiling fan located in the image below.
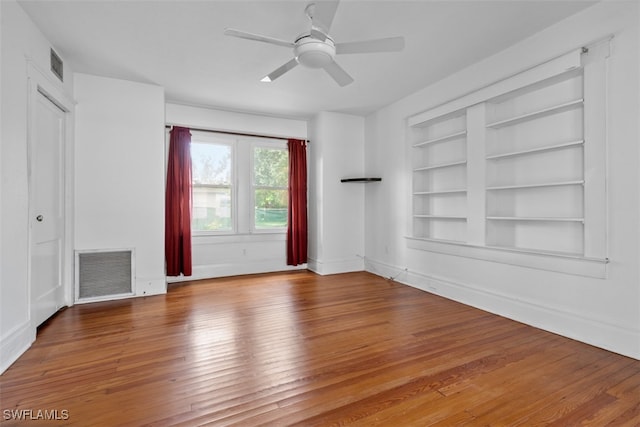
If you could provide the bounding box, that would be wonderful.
[223,0,405,87]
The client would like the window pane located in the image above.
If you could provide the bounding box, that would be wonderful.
[254,147,288,187]
[255,189,287,229]
[192,186,232,232]
[191,142,231,185]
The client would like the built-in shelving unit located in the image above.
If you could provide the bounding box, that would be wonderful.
[406,46,608,276]
[485,69,586,255]
[410,109,468,242]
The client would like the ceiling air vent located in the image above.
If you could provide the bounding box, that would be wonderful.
[50,48,63,82]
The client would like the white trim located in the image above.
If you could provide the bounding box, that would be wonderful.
[192,232,286,245]
[307,256,364,275]
[26,60,76,317]
[26,59,75,109]
[364,258,639,360]
[406,237,608,278]
[135,277,167,296]
[0,321,35,374]
[582,39,610,259]
[167,262,306,283]
[408,49,583,127]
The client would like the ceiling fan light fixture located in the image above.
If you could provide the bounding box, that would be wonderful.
[223,0,404,86]
[294,36,335,68]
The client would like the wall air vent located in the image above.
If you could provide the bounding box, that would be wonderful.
[75,249,134,302]
[50,48,63,82]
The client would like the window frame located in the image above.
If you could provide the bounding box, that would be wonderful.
[190,131,236,236]
[250,140,289,234]
[188,132,289,237]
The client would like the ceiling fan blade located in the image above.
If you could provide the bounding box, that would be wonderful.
[262,58,299,82]
[309,0,340,41]
[224,28,294,48]
[323,60,353,87]
[335,36,405,54]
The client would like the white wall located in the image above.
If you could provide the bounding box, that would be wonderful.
[308,112,365,275]
[74,73,165,296]
[165,103,308,281]
[0,0,75,372]
[364,1,640,359]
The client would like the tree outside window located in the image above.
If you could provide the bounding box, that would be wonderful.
[253,147,288,229]
[191,142,232,232]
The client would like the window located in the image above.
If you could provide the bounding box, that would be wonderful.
[189,132,288,235]
[253,146,288,230]
[191,140,233,232]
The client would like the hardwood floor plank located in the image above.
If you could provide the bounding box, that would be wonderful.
[1,270,638,426]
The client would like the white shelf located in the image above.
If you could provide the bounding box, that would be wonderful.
[412,130,467,147]
[486,180,584,191]
[414,215,467,220]
[414,160,467,172]
[413,189,467,195]
[487,216,584,223]
[486,99,584,129]
[486,140,584,160]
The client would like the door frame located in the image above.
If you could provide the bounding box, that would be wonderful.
[26,61,75,324]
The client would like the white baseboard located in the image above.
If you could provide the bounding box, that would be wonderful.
[167,261,307,283]
[135,277,167,296]
[0,321,35,374]
[364,257,640,360]
[307,256,364,275]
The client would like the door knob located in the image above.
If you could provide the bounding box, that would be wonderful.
[36,215,43,222]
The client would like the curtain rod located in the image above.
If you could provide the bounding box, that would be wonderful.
[165,124,308,143]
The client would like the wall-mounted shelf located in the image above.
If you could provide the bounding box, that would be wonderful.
[413,189,467,195]
[413,215,467,220]
[340,177,382,183]
[487,216,584,223]
[486,99,583,129]
[413,160,467,172]
[412,130,467,148]
[486,180,584,191]
[486,140,584,160]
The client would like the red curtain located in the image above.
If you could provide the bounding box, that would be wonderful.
[165,127,193,276]
[287,139,308,266]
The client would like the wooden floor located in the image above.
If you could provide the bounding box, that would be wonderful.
[1,271,638,426]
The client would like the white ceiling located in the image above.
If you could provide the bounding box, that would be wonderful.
[18,0,596,119]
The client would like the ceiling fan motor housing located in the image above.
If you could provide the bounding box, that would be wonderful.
[294,35,335,68]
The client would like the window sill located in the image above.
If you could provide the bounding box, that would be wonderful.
[405,237,608,278]
[193,232,286,245]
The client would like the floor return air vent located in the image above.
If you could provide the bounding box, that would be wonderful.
[75,249,134,302]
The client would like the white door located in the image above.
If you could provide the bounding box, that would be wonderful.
[30,91,66,327]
